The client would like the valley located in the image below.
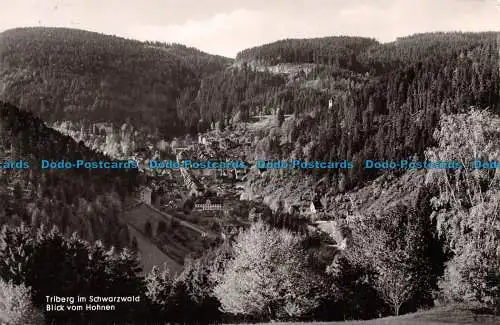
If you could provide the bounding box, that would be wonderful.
[0,26,498,325]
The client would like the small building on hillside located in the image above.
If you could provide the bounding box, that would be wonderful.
[198,135,208,145]
[310,199,324,214]
[286,201,310,215]
[181,168,204,197]
[194,197,224,212]
[185,176,204,197]
[219,219,247,241]
[139,186,152,205]
[210,161,249,181]
[235,162,249,180]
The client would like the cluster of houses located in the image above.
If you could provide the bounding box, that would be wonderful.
[176,150,206,197]
[180,168,205,197]
[184,140,250,182]
[135,177,185,210]
[198,133,244,152]
[219,218,248,241]
[284,197,325,218]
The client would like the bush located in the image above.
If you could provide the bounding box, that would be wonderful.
[0,278,44,325]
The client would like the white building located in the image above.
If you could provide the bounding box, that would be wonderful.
[198,135,208,145]
[310,200,324,214]
[139,186,152,205]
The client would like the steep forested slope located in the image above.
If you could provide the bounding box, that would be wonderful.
[195,31,500,192]
[0,27,200,138]
[176,64,289,132]
[146,42,233,78]
[236,36,378,71]
[359,31,500,74]
[0,101,138,247]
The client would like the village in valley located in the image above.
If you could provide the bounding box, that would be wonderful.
[51,96,346,274]
[119,113,335,273]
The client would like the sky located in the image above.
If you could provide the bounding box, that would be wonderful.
[1,0,499,58]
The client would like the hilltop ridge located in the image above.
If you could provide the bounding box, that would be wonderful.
[0,27,221,138]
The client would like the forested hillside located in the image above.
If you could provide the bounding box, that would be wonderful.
[187,32,500,192]
[359,32,500,73]
[0,101,138,247]
[176,64,289,132]
[0,27,230,138]
[145,41,233,78]
[236,36,378,71]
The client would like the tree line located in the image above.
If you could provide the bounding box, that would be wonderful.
[0,101,139,249]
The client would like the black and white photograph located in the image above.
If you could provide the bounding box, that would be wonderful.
[0,1,499,324]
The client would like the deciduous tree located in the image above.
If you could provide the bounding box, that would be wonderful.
[345,205,434,315]
[0,278,44,325]
[214,221,321,320]
[425,109,500,309]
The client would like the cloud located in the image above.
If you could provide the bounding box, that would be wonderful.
[136,0,500,57]
[125,9,268,57]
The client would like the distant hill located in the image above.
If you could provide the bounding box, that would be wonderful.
[358,31,500,74]
[0,27,203,138]
[145,42,233,78]
[236,36,378,71]
[0,101,139,248]
[235,32,499,73]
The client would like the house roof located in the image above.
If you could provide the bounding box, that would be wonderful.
[312,199,323,209]
[195,197,223,205]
